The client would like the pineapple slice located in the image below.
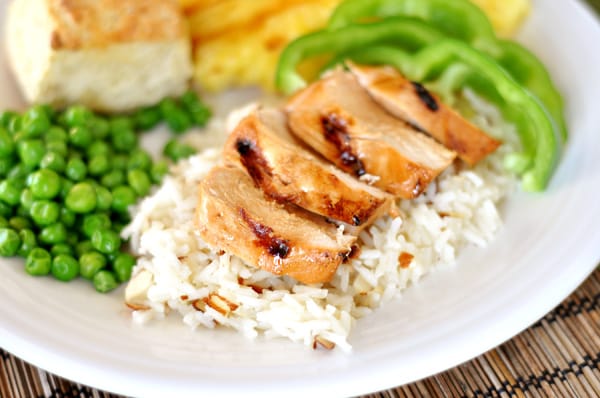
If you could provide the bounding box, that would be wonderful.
[471,0,532,37]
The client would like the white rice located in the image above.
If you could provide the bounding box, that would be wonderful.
[122,90,518,352]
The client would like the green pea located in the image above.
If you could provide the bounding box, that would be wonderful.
[7,115,22,135]
[40,152,66,173]
[0,127,15,157]
[29,200,60,226]
[44,126,68,142]
[113,252,135,282]
[22,105,51,137]
[150,160,169,184]
[95,185,112,211]
[9,216,31,231]
[86,141,111,158]
[82,213,111,238]
[89,116,110,139]
[163,139,196,161]
[75,240,94,257]
[59,178,74,200]
[51,254,80,281]
[111,154,128,170]
[0,156,16,177]
[25,248,52,276]
[0,216,7,228]
[63,105,93,128]
[109,117,134,135]
[68,125,93,148]
[0,201,12,218]
[17,228,37,257]
[127,169,151,197]
[88,154,110,176]
[180,91,211,126]
[19,188,34,210]
[0,179,22,205]
[100,169,125,188]
[134,105,161,131]
[28,169,62,199]
[50,243,73,257]
[0,110,17,129]
[91,229,121,254]
[39,222,67,245]
[79,250,107,279]
[127,148,152,171]
[93,270,118,293]
[16,205,29,218]
[45,140,68,157]
[111,185,136,213]
[0,228,21,256]
[111,128,137,152]
[17,139,45,167]
[65,157,87,181]
[160,98,191,133]
[8,163,34,181]
[59,208,76,229]
[65,182,97,213]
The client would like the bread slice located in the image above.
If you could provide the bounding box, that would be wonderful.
[5,0,192,112]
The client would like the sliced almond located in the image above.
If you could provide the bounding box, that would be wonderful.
[313,336,336,350]
[125,269,153,310]
[203,293,239,316]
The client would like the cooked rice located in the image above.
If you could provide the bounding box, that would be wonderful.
[122,90,518,352]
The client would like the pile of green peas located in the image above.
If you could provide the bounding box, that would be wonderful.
[0,91,211,292]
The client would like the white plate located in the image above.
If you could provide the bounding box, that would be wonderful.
[1,1,600,397]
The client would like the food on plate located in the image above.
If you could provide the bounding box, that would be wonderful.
[196,166,355,284]
[223,108,392,227]
[276,0,565,192]
[5,0,192,112]
[286,70,457,198]
[0,91,211,292]
[346,62,501,165]
[470,0,531,37]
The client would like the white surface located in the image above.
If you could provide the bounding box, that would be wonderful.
[1,1,599,397]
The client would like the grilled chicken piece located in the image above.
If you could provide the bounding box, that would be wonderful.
[195,166,355,284]
[223,108,393,228]
[347,62,500,165]
[286,70,456,199]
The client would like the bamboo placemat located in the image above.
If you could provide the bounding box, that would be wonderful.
[1,268,598,398]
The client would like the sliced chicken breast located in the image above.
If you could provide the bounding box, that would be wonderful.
[286,69,456,199]
[347,62,500,165]
[195,166,355,284]
[224,108,392,227]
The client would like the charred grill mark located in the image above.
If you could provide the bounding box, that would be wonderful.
[320,113,366,177]
[239,208,290,259]
[411,81,439,112]
[352,215,361,226]
[342,244,361,263]
[235,138,272,186]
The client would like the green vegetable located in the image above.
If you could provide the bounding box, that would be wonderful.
[94,185,113,211]
[0,179,22,205]
[75,240,94,257]
[110,186,136,213]
[88,154,110,176]
[51,254,80,281]
[17,139,45,168]
[68,126,93,148]
[45,126,68,142]
[29,200,60,226]
[0,127,15,157]
[86,141,111,158]
[326,0,566,141]
[127,148,152,171]
[28,169,62,200]
[160,98,191,133]
[40,152,66,173]
[0,228,21,256]
[91,229,121,254]
[63,105,93,128]
[113,252,135,282]
[9,216,32,231]
[82,213,111,238]
[65,157,87,181]
[150,160,169,184]
[89,116,110,139]
[127,169,151,196]
[163,139,196,161]
[39,222,67,245]
[65,182,97,213]
[134,106,162,131]
[50,243,73,257]
[180,91,212,127]
[93,270,118,293]
[21,105,51,138]
[19,188,34,210]
[101,169,125,188]
[79,250,107,279]
[17,229,37,257]
[25,248,52,276]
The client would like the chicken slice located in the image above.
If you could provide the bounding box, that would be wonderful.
[223,108,393,228]
[286,69,456,199]
[347,62,500,165]
[195,166,355,284]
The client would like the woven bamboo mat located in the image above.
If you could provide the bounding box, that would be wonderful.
[0,268,598,398]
